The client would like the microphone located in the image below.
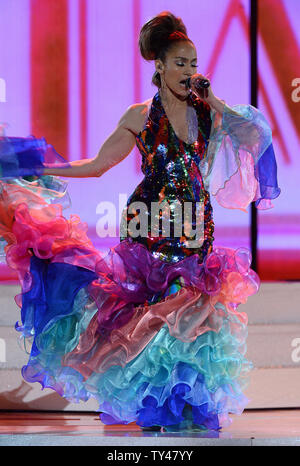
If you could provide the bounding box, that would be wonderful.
[185,75,210,91]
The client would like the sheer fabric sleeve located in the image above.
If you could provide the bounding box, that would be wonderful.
[199,102,281,212]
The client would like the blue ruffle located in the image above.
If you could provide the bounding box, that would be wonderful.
[17,255,98,342]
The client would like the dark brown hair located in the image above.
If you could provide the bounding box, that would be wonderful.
[139,11,193,87]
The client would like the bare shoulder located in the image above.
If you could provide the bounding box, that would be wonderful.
[118,98,153,136]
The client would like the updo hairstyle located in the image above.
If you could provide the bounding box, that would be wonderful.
[138,11,193,87]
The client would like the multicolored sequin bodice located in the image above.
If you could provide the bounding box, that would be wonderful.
[120,90,215,263]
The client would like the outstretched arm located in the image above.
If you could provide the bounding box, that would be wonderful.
[43,106,138,178]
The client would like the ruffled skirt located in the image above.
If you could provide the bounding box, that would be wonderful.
[0,174,259,430]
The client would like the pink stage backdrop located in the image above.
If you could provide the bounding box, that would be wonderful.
[0,0,299,281]
[257,0,300,280]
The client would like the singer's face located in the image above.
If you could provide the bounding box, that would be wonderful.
[156,41,198,97]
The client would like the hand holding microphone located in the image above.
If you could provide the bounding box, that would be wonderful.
[185,74,211,100]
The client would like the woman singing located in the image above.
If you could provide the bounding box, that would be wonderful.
[0,11,280,432]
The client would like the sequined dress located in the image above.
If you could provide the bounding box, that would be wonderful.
[0,89,280,430]
[121,90,214,265]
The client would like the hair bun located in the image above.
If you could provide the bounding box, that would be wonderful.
[139,11,188,61]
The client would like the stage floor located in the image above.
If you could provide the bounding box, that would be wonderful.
[0,409,300,446]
